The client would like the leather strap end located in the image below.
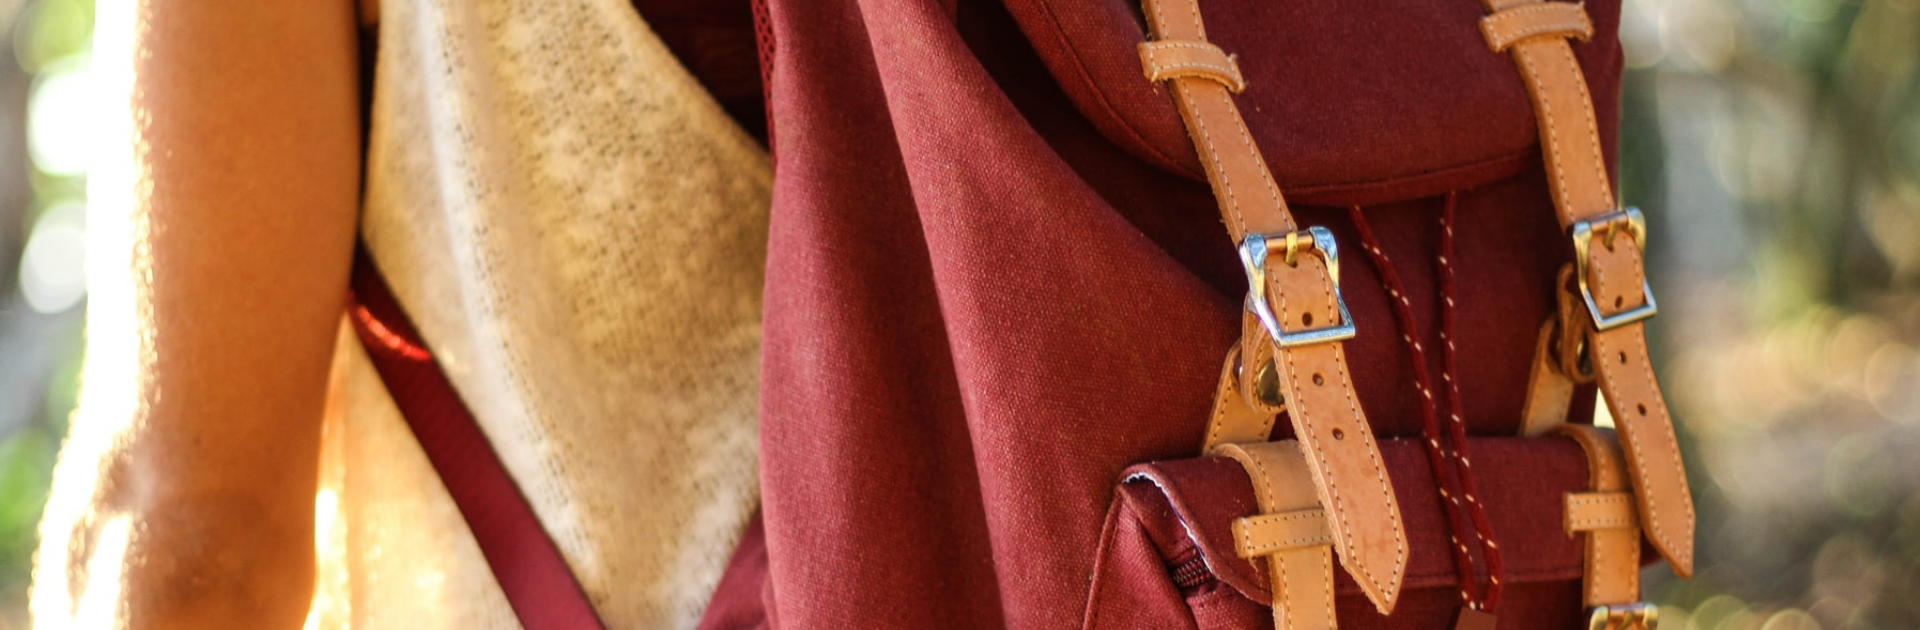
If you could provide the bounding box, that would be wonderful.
[1479,2,1595,52]
[1257,262,1408,614]
[1138,40,1248,92]
[1233,508,1334,558]
[1592,323,1697,578]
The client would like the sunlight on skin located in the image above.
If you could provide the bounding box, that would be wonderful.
[300,487,340,630]
[71,516,135,628]
[29,0,150,625]
[27,0,363,622]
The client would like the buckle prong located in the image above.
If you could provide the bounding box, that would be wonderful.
[1572,208,1657,332]
[1239,226,1357,348]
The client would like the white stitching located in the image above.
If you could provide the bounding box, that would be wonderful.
[1174,85,1249,237]
[1559,41,1616,211]
[1516,45,1572,225]
[1238,512,1333,555]
[1590,514,1607,602]
[1244,534,1336,555]
[1206,368,1233,450]
[1319,548,1334,623]
[1226,90,1287,230]
[1273,554,1294,625]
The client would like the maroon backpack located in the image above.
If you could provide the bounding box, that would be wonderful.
[352,0,1692,627]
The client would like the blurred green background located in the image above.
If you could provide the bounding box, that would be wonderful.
[0,0,1914,627]
[1,0,92,627]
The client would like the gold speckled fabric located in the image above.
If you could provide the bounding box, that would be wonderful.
[307,0,770,627]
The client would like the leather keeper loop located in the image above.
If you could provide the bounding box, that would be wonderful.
[1554,425,1643,607]
[1234,508,1334,558]
[1479,2,1594,52]
[1138,40,1248,93]
[1213,440,1341,629]
[1566,491,1638,532]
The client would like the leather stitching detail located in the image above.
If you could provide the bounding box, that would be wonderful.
[1591,517,1607,602]
[1248,448,1279,511]
[1318,547,1334,623]
[1516,44,1571,224]
[1558,41,1615,210]
[1243,534,1334,555]
[1181,0,1204,40]
[1206,363,1234,451]
[1568,494,1632,507]
[1273,555,1294,625]
[1226,90,1287,231]
[1237,511,1333,555]
[1174,85,1249,236]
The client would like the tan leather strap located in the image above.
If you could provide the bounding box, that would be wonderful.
[1554,425,1641,607]
[1216,441,1337,630]
[1518,318,1576,436]
[1141,0,1407,610]
[1206,347,1282,447]
[1478,0,1696,576]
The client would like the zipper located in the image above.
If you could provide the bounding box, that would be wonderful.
[1169,555,1215,592]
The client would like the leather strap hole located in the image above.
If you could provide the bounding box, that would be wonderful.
[1312,373,1324,386]
[1637,403,1647,415]
[1303,312,1314,326]
[1619,351,1628,364]
[1614,295,1624,309]
[1331,428,1346,440]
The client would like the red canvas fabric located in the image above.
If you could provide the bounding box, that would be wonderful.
[699,0,1628,627]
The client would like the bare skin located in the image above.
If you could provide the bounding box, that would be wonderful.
[31,0,363,627]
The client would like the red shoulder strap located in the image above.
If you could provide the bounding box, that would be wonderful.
[347,249,608,630]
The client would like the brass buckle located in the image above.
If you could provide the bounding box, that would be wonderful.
[1571,207,1657,332]
[1585,602,1659,630]
[1238,226,1356,348]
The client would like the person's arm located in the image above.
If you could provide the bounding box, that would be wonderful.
[31,0,362,627]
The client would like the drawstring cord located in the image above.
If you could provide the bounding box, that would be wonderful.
[1437,193,1506,610]
[1347,192,1505,611]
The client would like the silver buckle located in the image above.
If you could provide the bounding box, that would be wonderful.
[1585,602,1659,630]
[1571,207,1657,332]
[1238,226,1356,348]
